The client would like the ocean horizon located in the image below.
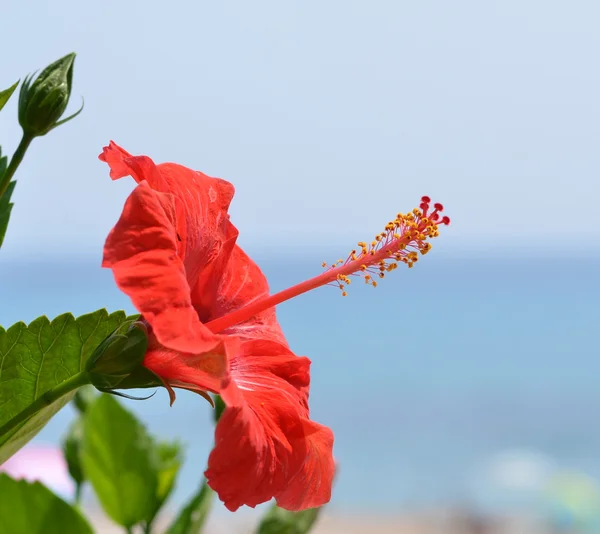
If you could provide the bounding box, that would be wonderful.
[1,248,599,517]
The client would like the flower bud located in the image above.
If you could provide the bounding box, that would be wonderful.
[86,321,148,390]
[18,52,82,137]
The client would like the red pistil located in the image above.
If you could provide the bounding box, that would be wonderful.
[206,197,449,334]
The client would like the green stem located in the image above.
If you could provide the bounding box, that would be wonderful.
[0,133,34,199]
[0,371,91,440]
[74,483,82,507]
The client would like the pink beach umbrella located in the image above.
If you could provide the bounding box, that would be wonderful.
[0,444,74,498]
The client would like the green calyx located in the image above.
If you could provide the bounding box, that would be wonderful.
[86,321,150,390]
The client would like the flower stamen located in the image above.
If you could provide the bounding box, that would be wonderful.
[323,196,450,295]
[206,196,449,333]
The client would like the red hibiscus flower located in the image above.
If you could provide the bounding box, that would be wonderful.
[99,142,334,511]
[100,142,449,512]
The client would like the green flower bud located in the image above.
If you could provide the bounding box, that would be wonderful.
[18,52,82,137]
[86,321,148,390]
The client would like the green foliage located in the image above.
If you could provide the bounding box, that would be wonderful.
[148,440,184,526]
[0,474,93,534]
[0,145,16,248]
[80,394,159,528]
[62,419,85,498]
[0,170,15,247]
[0,80,19,112]
[0,309,130,463]
[166,481,215,534]
[213,394,226,422]
[72,385,96,414]
[80,394,183,530]
[256,505,323,534]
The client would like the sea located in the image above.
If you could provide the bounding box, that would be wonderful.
[1,248,599,519]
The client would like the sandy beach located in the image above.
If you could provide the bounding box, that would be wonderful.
[90,510,558,534]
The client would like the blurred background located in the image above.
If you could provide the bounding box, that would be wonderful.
[1,1,599,532]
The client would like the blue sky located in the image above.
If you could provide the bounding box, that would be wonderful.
[1,0,599,259]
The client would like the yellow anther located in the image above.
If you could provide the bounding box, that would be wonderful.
[327,198,447,298]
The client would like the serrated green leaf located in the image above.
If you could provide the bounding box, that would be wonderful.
[0,179,16,248]
[0,145,15,249]
[256,505,322,534]
[0,309,130,463]
[0,474,93,534]
[80,394,159,528]
[0,146,7,176]
[166,481,214,534]
[0,81,19,113]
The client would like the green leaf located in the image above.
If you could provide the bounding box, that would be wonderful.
[0,146,7,178]
[256,505,323,534]
[0,178,15,248]
[0,81,19,113]
[0,145,15,248]
[166,481,215,534]
[62,418,85,497]
[0,309,130,463]
[213,394,226,422]
[0,474,93,534]
[80,394,159,528]
[148,441,183,525]
[72,385,96,414]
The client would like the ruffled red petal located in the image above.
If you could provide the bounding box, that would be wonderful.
[100,141,238,296]
[204,340,334,511]
[274,420,335,510]
[103,181,218,355]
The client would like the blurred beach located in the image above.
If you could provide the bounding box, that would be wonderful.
[88,510,582,534]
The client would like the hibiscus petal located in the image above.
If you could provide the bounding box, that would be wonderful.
[199,245,288,345]
[275,419,335,510]
[204,340,333,511]
[143,337,238,402]
[99,141,164,186]
[100,141,238,294]
[103,181,218,355]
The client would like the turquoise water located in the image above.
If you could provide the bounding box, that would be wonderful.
[1,250,599,515]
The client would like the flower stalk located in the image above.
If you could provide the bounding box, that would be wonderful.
[0,133,33,199]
